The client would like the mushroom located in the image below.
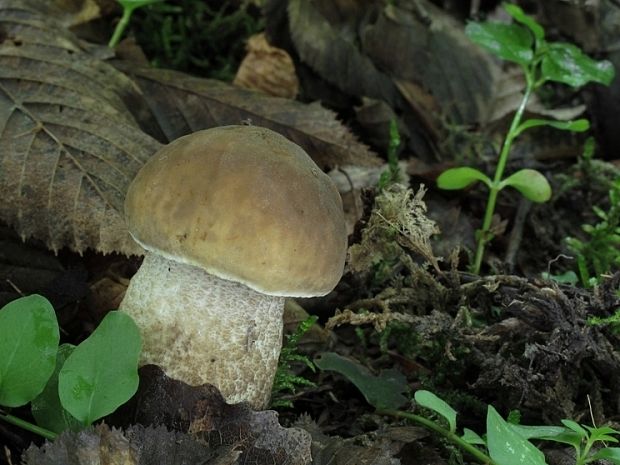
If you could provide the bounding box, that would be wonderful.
[119,125,347,409]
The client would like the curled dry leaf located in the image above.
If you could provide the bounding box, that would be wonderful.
[116,365,312,465]
[23,423,233,465]
[115,62,380,170]
[234,32,300,99]
[0,0,162,256]
[51,0,103,28]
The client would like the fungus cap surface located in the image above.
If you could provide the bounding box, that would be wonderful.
[124,125,347,297]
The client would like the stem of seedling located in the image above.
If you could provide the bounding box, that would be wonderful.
[0,410,57,440]
[108,6,134,48]
[472,71,534,274]
[109,1,164,49]
[378,408,499,465]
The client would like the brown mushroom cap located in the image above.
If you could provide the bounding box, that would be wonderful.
[124,125,347,297]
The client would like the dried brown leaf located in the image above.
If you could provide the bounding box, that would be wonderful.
[115,62,380,170]
[233,32,299,99]
[287,0,400,107]
[51,0,102,28]
[296,415,420,465]
[115,365,312,465]
[0,1,162,256]
[361,2,501,127]
[23,423,227,465]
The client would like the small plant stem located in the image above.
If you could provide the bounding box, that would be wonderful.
[377,409,498,465]
[108,6,135,49]
[0,411,57,440]
[472,80,534,274]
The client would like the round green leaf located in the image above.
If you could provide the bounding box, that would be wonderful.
[466,21,533,66]
[437,167,492,190]
[58,311,141,425]
[31,344,82,434]
[500,169,551,202]
[542,43,615,87]
[0,295,59,407]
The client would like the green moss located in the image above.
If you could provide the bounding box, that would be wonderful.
[131,0,263,80]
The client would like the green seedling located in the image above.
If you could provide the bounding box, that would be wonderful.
[566,178,620,287]
[109,0,164,48]
[271,315,318,408]
[0,295,141,439]
[437,3,615,274]
[377,119,403,191]
[317,352,620,465]
[314,351,409,410]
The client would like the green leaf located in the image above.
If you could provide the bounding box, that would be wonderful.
[414,390,457,433]
[466,21,533,66]
[31,344,82,434]
[541,271,578,285]
[515,118,590,137]
[537,430,583,449]
[561,419,588,438]
[509,424,568,440]
[314,352,409,410]
[585,424,620,443]
[500,169,551,202]
[437,167,492,190]
[58,311,141,425]
[591,447,620,464]
[462,428,486,445]
[0,295,60,407]
[541,43,615,87]
[487,405,548,465]
[585,424,620,436]
[504,4,544,41]
[117,0,163,11]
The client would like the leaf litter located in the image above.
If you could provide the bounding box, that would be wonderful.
[0,0,161,256]
[3,0,620,464]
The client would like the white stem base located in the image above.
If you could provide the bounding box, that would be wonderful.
[119,253,284,409]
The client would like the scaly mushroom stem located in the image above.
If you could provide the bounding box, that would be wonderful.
[119,253,284,409]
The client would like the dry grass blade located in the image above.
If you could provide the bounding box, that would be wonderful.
[0,1,162,255]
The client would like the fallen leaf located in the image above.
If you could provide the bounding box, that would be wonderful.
[361,2,501,127]
[115,62,380,169]
[0,1,162,256]
[23,423,231,465]
[287,0,401,107]
[296,415,419,465]
[51,0,103,28]
[115,365,312,465]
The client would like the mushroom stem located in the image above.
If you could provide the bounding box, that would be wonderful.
[119,253,284,409]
